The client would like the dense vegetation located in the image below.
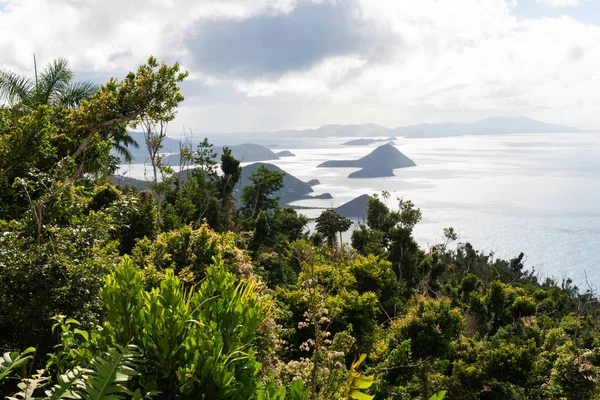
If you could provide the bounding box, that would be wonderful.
[1,57,600,400]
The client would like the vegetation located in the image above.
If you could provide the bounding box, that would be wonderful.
[1,57,600,400]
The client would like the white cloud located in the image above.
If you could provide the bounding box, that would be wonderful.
[0,0,599,131]
[536,0,581,7]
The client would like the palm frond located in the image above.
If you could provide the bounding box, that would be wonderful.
[37,58,73,105]
[58,80,99,108]
[112,142,135,164]
[0,70,34,105]
[83,344,139,400]
[104,128,139,163]
[0,347,36,382]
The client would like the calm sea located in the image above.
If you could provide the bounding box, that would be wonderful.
[119,132,600,287]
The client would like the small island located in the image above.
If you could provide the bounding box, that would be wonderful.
[317,144,416,178]
[275,150,295,157]
[342,137,398,146]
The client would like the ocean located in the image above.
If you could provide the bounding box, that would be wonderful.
[118,132,600,287]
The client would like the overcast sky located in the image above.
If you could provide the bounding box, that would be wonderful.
[1,0,599,133]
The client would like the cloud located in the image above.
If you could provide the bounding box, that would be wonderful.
[0,0,599,131]
[184,0,388,79]
[535,0,582,7]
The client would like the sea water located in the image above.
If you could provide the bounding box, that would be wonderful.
[119,132,600,287]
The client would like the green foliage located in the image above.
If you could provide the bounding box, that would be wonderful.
[99,254,266,398]
[257,379,309,400]
[5,56,600,400]
[219,146,242,231]
[0,220,119,351]
[393,296,465,360]
[81,344,142,400]
[130,224,249,284]
[0,56,187,223]
[315,209,352,248]
[0,57,98,109]
[0,348,36,383]
[241,164,284,222]
[342,354,375,400]
[430,391,447,400]
[351,194,424,292]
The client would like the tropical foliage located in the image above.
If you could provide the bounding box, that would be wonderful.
[1,56,599,400]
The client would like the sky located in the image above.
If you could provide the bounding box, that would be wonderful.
[1,0,599,134]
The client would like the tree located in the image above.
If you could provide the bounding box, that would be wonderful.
[0,57,97,109]
[315,209,352,248]
[351,194,424,289]
[141,118,174,228]
[219,147,242,231]
[0,56,188,227]
[0,57,139,162]
[241,165,284,222]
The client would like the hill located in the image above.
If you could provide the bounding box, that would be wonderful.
[117,139,280,165]
[318,144,416,178]
[234,163,329,206]
[335,194,371,218]
[258,117,577,139]
[395,117,578,138]
[109,175,152,190]
[225,144,279,163]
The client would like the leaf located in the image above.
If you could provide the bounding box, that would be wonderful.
[82,344,139,400]
[343,354,375,400]
[0,348,36,382]
[288,379,309,400]
[429,390,447,400]
[7,370,50,400]
[45,367,87,400]
[349,391,374,400]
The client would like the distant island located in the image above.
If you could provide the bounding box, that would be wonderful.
[335,194,371,218]
[112,162,330,206]
[342,137,397,146]
[234,163,332,205]
[317,144,416,178]
[275,150,295,157]
[117,134,282,165]
[211,117,578,141]
[396,117,578,138]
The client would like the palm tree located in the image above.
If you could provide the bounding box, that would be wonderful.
[0,57,138,160]
[0,58,98,108]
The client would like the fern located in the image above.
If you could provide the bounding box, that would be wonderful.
[45,367,88,399]
[0,347,36,382]
[82,344,139,400]
[7,370,50,400]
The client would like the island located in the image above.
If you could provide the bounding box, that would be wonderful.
[317,144,416,178]
[116,138,282,165]
[275,150,295,157]
[335,194,371,218]
[342,137,398,146]
[235,163,331,205]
